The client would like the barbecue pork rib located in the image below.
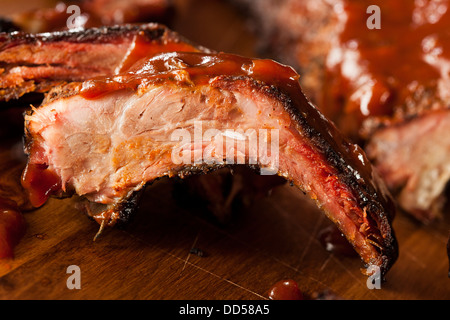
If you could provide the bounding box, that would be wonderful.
[233,0,450,223]
[0,23,283,219]
[20,44,398,275]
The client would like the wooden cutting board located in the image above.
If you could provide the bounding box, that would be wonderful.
[0,0,449,300]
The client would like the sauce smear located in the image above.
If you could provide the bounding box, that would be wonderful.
[0,197,26,259]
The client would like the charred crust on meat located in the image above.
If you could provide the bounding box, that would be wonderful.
[78,189,144,229]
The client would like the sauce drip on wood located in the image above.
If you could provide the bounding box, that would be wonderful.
[0,197,26,259]
[268,279,304,300]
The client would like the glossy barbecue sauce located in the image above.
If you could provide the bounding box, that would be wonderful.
[0,197,26,259]
[325,0,450,136]
[114,33,205,74]
[80,51,303,100]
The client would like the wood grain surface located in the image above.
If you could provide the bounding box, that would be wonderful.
[0,0,449,300]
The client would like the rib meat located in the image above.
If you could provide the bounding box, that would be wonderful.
[234,0,450,223]
[0,23,203,102]
[21,47,398,275]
